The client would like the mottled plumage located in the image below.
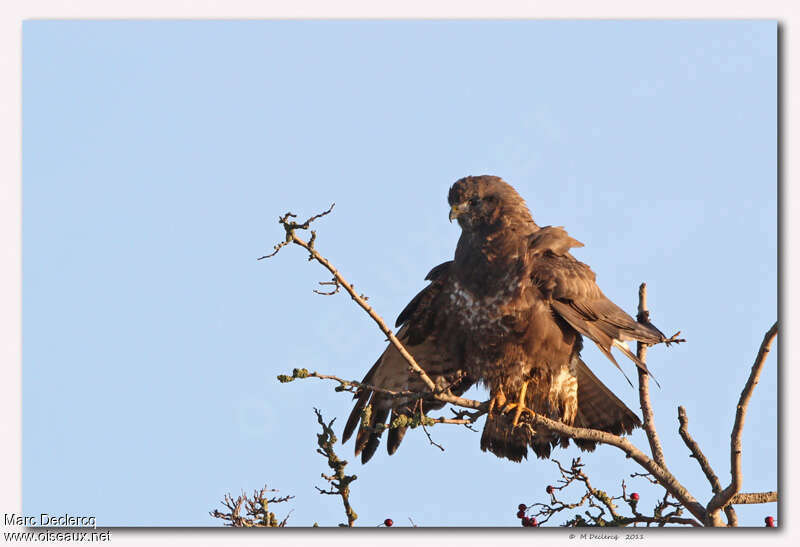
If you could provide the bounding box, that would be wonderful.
[343,175,668,462]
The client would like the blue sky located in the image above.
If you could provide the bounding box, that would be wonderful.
[22,20,776,527]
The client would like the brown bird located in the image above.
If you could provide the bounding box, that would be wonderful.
[342,175,670,462]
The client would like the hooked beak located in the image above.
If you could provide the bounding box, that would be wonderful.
[449,202,469,223]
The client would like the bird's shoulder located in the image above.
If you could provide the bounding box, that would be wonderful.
[526,226,601,302]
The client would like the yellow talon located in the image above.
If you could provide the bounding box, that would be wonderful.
[502,381,536,428]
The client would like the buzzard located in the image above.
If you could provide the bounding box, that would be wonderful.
[342,175,669,462]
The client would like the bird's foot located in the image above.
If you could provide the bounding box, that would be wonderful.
[502,403,537,428]
[501,381,536,428]
[487,388,508,419]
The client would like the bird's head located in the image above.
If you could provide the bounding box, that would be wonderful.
[448,175,533,231]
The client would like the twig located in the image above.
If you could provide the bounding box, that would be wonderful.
[417,400,445,452]
[629,472,660,485]
[314,278,341,296]
[257,204,337,260]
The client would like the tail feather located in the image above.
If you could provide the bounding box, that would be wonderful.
[356,406,390,463]
[573,358,641,450]
[342,382,373,446]
[480,412,533,462]
[387,411,408,455]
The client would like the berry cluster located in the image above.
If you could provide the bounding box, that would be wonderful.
[516,503,538,527]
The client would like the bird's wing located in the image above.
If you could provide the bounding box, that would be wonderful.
[342,261,473,463]
[528,228,665,381]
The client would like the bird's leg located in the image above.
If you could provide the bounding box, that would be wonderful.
[487,386,508,419]
[502,380,536,428]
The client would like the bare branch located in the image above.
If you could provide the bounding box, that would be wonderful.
[636,283,667,470]
[677,405,737,525]
[730,491,778,504]
[677,405,723,489]
[707,322,778,522]
[628,515,702,527]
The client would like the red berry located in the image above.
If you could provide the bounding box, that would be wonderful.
[546,485,554,494]
[765,516,775,527]
[516,510,526,519]
[530,517,539,527]
[384,518,393,527]
[518,503,527,511]
[521,517,529,527]
[630,492,640,501]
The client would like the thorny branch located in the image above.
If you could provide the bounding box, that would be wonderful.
[265,204,777,527]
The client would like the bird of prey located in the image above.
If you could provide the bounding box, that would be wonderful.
[342,175,671,462]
